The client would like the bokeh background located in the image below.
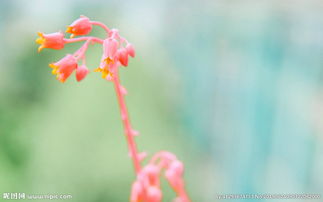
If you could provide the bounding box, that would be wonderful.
[1,0,323,201]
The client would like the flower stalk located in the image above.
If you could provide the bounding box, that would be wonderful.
[113,68,141,173]
[36,15,190,202]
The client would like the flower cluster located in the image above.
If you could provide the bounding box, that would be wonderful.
[36,15,135,83]
[36,16,190,202]
[94,29,135,80]
[131,152,189,202]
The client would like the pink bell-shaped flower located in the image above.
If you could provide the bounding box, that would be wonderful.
[66,15,92,38]
[49,54,77,83]
[36,32,65,52]
[143,165,160,186]
[130,181,144,202]
[103,38,118,59]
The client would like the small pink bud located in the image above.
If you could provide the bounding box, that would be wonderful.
[120,85,128,95]
[121,112,127,120]
[138,152,147,161]
[169,160,184,176]
[126,43,135,57]
[146,186,162,202]
[131,129,139,136]
[118,48,129,66]
[109,29,119,37]
[128,151,146,162]
[76,65,89,82]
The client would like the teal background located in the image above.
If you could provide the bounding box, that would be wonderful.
[0,0,323,201]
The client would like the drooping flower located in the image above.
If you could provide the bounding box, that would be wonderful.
[36,17,190,202]
[103,38,118,59]
[131,164,162,202]
[165,168,184,192]
[66,15,92,38]
[35,32,65,52]
[142,165,160,186]
[94,55,114,80]
[131,152,189,202]
[49,54,78,83]
[94,38,119,80]
[130,181,144,202]
[76,64,89,82]
[145,186,162,202]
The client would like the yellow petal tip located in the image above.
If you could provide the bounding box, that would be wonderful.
[66,26,73,33]
[37,32,43,37]
[94,67,102,72]
[37,46,44,52]
[49,63,57,68]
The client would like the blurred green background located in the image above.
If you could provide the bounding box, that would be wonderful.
[1,0,323,201]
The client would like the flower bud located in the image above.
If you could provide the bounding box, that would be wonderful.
[117,48,129,66]
[126,43,135,57]
[169,160,184,176]
[76,65,89,82]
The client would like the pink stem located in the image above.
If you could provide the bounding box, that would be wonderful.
[64,36,103,44]
[150,151,176,164]
[91,21,111,36]
[113,69,141,174]
[67,37,103,60]
[74,39,91,60]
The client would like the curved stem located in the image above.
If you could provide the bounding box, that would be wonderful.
[113,69,141,174]
[74,39,91,60]
[69,37,103,60]
[64,36,103,44]
[91,21,111,36]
